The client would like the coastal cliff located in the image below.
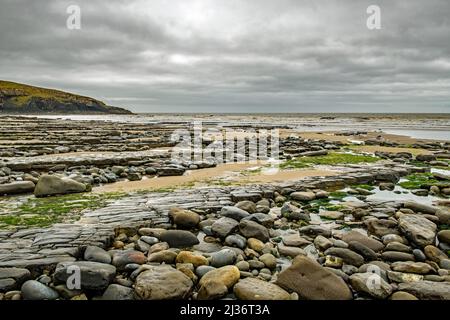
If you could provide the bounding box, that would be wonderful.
[0,80,132,114]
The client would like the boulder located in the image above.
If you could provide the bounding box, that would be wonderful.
[34,174,86,197]
[403,201,437,214]
[275,256,352,300]
[398,281,450,300]
[0,181,35,195]
[0,267,30,292]
[21,280,59,300]
[53,261,116,290]
[399,214,437,247]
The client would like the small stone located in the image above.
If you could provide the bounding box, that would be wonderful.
[381,251,415,262]
[239,220,269,242]
[220,206,250,221]
[391,261,434,274]
[157,230,200,248]
[382,234,406,245]
[436,210,450,224]
[342,230,384,252]
[197,279,228,300]
[84,246,111,264]
[210,249,237,267]
[236,261,250,271]
[324,247,365,267]
[424,245,447,263]
[235,201,257,213]
[349,272,392,299]
[438,230,450,244]
[149,242,170,254]
[348,241,378,261]
[169,207,200,229]
[248,260,265,269]
[224,234,247,249]
[282,233,311,247]
[324,255,343,268]
[195,266,216,278]
[234,277,291,300]
[413,249,427,262]
[314,235,333,251]
[102,284,135,300]
[148,250,178,264]
[134,265,193,300]
[290,191,316,201]
[199,265,240,289]
[211,217,239,238]
[176,251,209,267]
[140,236,159,245]
[389,291,418,300]
[384,242,411,253]
[277,243,306,258]
[54,261,116,290]
[247,238,265,252]
[259,253,277,269]
[112,250,146,270]
[320,211,344,220]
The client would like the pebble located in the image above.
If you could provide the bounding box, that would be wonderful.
[259,253,277,269]
[210,249,237,267]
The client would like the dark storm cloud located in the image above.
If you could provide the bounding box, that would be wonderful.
[1,0,449,112]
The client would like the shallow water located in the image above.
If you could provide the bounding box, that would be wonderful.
[383,129,450,141]
[23,114,450,141]
[343,185,443,206]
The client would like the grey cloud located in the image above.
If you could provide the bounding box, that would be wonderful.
[0,0,449,112]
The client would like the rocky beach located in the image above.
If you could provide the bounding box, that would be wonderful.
[0,113,449,301]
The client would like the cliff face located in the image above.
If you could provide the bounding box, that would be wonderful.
[0,81,132,114]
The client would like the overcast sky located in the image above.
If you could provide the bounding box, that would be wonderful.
[1,0,450,113]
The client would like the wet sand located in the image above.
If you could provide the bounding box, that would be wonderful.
[93,162,262,193]
[348,145,432,156]
[93,162,338,193]
[279,129,445,144]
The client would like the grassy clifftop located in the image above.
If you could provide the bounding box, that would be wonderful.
[0,80,132,114]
